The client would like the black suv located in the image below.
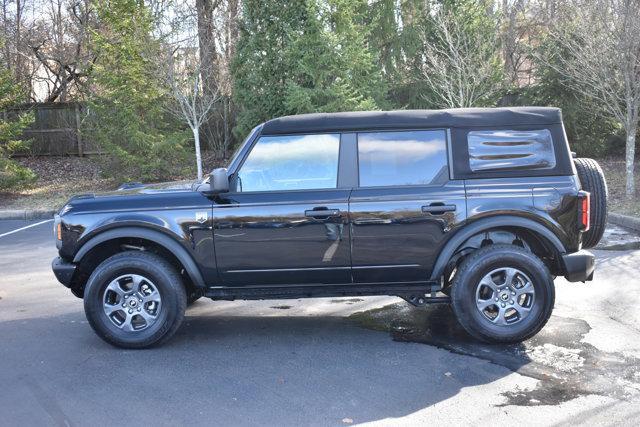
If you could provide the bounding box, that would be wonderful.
[52,107,607,348]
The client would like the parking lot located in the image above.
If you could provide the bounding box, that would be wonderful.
[1,219,640,426]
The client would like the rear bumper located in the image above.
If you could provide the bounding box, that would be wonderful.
[52,257,77,288]
[561,250,595,282]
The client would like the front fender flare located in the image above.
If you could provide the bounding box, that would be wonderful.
[72,226,206,288]
[429,215,567,281]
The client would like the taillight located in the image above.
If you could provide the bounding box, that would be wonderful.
[579,191,590,232]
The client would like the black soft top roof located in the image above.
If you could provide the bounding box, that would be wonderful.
[261,107,562,135]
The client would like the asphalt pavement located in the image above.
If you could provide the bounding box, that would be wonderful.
[1,219,640,426]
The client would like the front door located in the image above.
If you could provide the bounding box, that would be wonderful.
[212,133,351,286]
[349,129,466,284]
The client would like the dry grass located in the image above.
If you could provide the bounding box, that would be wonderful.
[0,157,118,210]
[598,158,640,217]
[0,153,227,211]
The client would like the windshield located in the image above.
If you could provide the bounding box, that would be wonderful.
[228,125,262,170]
[200,124,262,185]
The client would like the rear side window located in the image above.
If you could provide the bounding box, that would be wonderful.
[237,133,340,192]
[357,130,448,187]
[467,129,556,172]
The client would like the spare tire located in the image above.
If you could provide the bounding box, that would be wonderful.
[574,158,608,248]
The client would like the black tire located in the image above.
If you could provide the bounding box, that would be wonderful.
[574,157,608,249]
[451,244,555,344]
[83,251,187,349]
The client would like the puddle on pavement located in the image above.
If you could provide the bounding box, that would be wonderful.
[350,303,640,406]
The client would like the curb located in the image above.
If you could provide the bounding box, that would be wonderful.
[0,209,57,220]
[609,213,640,232]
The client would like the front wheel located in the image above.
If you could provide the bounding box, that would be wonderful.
[83,251,187,349]
[450,244,555,343]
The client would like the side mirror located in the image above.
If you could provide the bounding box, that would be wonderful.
[209,167,229,194]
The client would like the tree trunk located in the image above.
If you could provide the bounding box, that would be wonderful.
[625,122,636,197]
[193,126,203,180]
[196,0,218,95]
[228,0,239,59]
[14,0,22,84]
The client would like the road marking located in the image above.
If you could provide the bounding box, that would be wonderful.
[0,219,53,238]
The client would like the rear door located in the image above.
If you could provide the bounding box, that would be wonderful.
[348,129,466,284]
[212,133,352,286]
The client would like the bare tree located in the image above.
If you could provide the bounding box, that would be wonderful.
[548,0,640,197]
[157,0,239,164]
[501,0,530,87]
[1,0,34,93]
[419,7,504,108]
[161,46,220,179]
[27,0,95,102]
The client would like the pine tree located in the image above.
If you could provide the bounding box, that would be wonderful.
[0,66,34,190]
[232,0,386,138]
[86,0,189,182]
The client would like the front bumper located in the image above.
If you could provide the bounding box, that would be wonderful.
[52,257,77,288]
[561,250,595,282]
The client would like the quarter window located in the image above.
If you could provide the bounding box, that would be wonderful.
[357,130,448,187]
[467,129,556,172]
[237,134,340,192]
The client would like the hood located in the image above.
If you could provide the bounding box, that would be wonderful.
[71,179,200,200]
[113,179,199,194]
[58,179,204,216]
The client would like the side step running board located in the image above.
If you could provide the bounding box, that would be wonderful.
[204,282,449,306]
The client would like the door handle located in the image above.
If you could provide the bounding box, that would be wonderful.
[421,203,456,215]
[305,208,341,218]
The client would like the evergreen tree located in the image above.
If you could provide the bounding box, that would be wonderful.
[0,66,34,190]
[368,0,430,108]
[86,0,189,182]
[232,0,386,138]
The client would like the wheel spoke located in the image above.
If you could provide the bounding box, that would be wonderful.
[493,307,509,325]
[104,304,122,316]
[139,309,157,324]
[503,268,517,287]
[142,289,161,304]
[515,280,533,297]
[105,280,125,299]
[476,299,496,311]
[121,313,135,332]
[479,275,499,292]
[131,274,146,290]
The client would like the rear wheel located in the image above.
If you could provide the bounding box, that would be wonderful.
[83,251,186,349]
[451,244,555,343]
[574,157,608,248]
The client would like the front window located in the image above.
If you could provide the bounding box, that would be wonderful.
[237,133,340,192]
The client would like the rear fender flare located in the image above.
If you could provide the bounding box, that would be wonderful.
[73,227,206,288]
[429,216,566,281]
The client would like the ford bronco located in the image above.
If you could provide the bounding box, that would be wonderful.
[52,107,607,348]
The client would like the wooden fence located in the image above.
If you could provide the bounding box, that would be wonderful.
[4,102,99,156]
